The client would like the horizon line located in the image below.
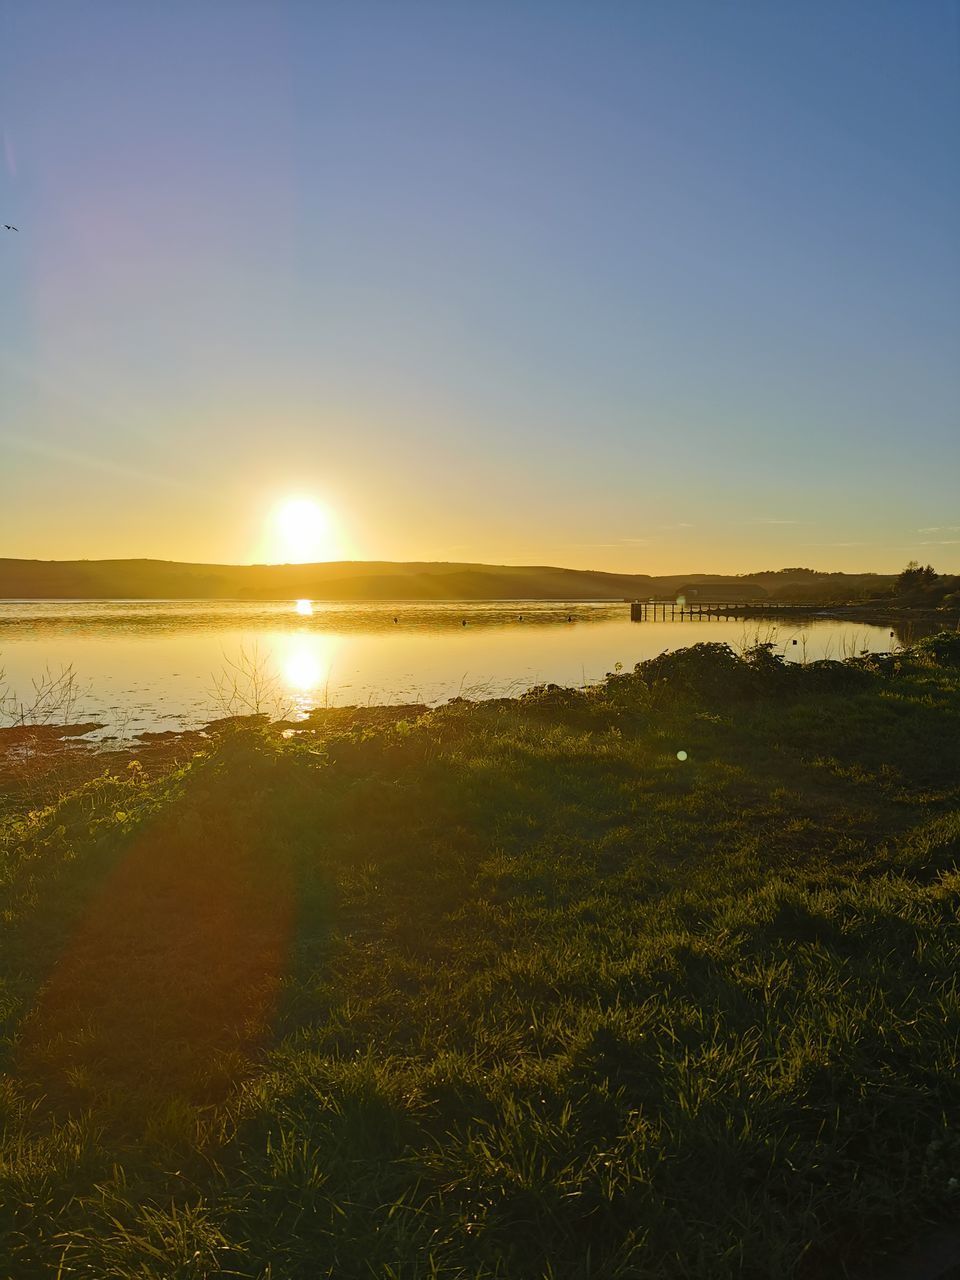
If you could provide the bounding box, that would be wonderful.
[0,555,910,579]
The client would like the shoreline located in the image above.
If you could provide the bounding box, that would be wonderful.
[3,629,960,1277]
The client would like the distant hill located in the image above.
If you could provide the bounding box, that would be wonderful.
[0,559,897,603]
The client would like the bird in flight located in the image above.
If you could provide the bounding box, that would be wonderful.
[3,224,18,231]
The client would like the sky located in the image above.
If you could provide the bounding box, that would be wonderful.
[1,0,958,574]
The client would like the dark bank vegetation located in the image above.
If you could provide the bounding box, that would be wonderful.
[2,634,960,1277]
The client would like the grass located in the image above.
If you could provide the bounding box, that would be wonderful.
[2,635,960,1277]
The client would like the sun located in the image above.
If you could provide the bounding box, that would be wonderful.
[272,497,338,564]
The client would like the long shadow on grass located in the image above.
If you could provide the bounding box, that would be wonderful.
[8,732,335,1130]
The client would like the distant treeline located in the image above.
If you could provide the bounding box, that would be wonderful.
[0,558,901,603]
[887,562,960,610]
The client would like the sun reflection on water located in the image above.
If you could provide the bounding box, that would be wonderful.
[277,632,338,709]
[285,647,323,692]
[294,598,313,616]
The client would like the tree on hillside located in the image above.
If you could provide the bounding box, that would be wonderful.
[896,561,938,593]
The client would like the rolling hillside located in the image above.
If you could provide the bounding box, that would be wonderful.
[0,558,895,602]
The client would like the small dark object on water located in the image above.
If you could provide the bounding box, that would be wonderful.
[518,614,523,621]
[462,619,467,626]
[393,617,398,624]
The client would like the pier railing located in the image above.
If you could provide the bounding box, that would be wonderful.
[630,600,831,621]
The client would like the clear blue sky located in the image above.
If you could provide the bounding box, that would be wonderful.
[1,0,958,572]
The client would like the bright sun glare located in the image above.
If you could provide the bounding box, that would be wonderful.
[279,634,338,702]
[273,498,337,564]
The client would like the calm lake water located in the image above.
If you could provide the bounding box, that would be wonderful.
[0,600,908,738]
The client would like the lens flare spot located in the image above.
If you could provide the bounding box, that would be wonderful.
[277,634,338,705]
[285,647,323,692]
[676,750,688,761]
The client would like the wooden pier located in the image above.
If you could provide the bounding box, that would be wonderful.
[630,600,826,622]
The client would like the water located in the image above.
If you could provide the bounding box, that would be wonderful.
[0,600,904,738]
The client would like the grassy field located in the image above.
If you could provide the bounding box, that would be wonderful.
[2,635,960,1278]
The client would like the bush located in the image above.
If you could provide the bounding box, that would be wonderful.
[795,659,876,693]
[910,630,960,668]
[633,641,790,703]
